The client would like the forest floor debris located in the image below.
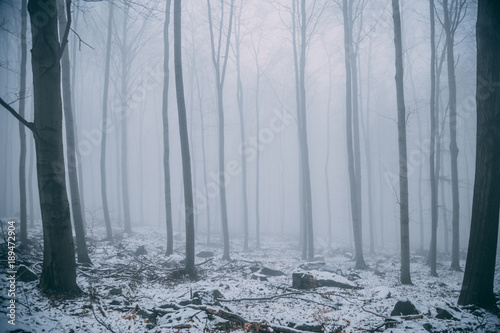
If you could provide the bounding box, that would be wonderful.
[1,224,499,332]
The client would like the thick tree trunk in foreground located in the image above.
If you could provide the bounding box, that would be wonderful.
[162,0,174,256]
[28,0,79,294]
[458,0,500,309]
[57,0,91,265]
[391,0,412,285]
[173,0,196,277]
[18,0,28,244]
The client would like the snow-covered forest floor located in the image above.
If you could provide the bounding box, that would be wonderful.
[1,222,499,333]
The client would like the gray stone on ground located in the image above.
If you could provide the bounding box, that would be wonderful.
[390,299,419,316]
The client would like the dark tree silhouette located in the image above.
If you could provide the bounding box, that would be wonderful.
[162,0,174,255]
[391,0,412,285]
[18,0,28,244]
[458,0,500,309]
[174,0,196,278]
[57,0,91,264]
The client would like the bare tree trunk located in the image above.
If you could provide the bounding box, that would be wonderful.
[300,0,314,261]
[18,0,28,244]
[343,0,365,268]
[428,0,438,276]
[441,177,450,253]
[58,0,91,264]
[28,136,35,227]
[234,2,249,251]
[291,0,307,259]
[206,0,234,260]
[193,60,211,245]
[442,0,461,271]
[173,0,196,277]
[255,59,261,250]
[100,0,114,241]
[359,37,374,254]
[351,25,363,263]
[459,0,500,308]
[121,1,132,234]
[391,0,412,285]
[27,0,79,294]
[71,0,85,216]
[162,0,173,255]
[325,57,333,248]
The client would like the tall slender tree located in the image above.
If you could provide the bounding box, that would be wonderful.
[441,0,467,271]
[120,1,132,234]
[391,0,412,285]
[173,0,196,277]
[206,0,234,260]
[162,0,174,255]
[428,0,438,277]
[233,0,249,251]
[57,0,91,264]
[291,0,315,260]
[458,0,500,309]
[342,0,366,268]
[100,0,115,241]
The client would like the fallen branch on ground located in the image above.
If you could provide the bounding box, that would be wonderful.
[189,305,320,332]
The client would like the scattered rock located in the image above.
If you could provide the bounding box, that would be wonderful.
[292,272,358,290]
[251,274,268,282]
[435,307,458,320]
[108,287,122,296]
[249,266,260,273]
[390,299,419,316]
[16,265,38,282]
[192,289,224,305]
[292,273,317,289]
[423,323,434,332]
[135,245,147,256]
[196,251,214,258]
[135,305,159,328]
[260,267,285,276]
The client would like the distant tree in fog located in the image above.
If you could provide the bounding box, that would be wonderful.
[439,0,467,272]
[100,0,115,241]
[173,0,196,277]
[162,0,174,256]
[206,0,235,261]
